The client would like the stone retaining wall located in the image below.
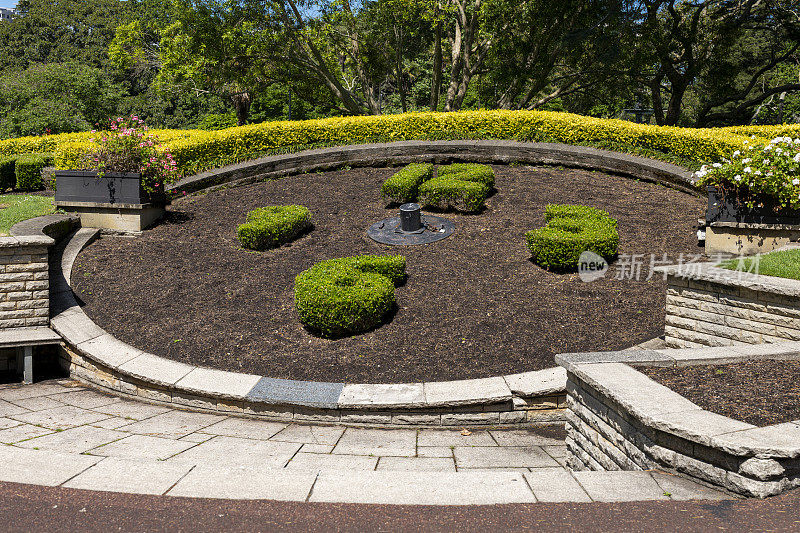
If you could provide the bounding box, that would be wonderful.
[558,349,800,498]
[0,236,51,328]
[656,263,800,348]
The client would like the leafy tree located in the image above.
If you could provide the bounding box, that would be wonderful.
[0,62,122,137]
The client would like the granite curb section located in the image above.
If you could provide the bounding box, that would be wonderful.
[168,141,697,196]
[51,231,569,427]
[558,346,800,498]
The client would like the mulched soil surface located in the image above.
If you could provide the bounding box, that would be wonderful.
[639,360,800,427]
[72,165,704,383]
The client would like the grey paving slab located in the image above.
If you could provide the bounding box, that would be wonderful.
[50,389,121,409]
[167,464,317,501]
[178,433,215,444]
[310,471,536,505]
[286,452,378,471]
[417,446,455,458]
[0,423,53,443]
[423,377,511,407]
[651,472,734,501]
[454,446,560,469]
[524,470,592,502]
[0,417,22,431]
[417,429,496,447]
[0,399,28,417]
[168,436,302,468]
[18,425,126,454]
[489,429,565,447]
[119,410,225,439]
[270,424,345,445]
[90,400,172,421]
[543,445,568,458]
[9,396,63,411]
[89,434,197,461]
[300,443,334,454]
[0,446,102,486]
[63,457,194,495]
[573,471,671,502]
[376,456,456,472]
[10,405,111,430]
[246,377,344,409]
[0,382,77,401]
[90,416,139,430]
[333,428,417,457]
[199,417,286,440]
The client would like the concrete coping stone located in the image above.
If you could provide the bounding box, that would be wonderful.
[168,140,697,196]
[0,326,62,348]
[654,261,800,298]
[49,230,569,416]
[0,235,54,248]
[10,213,80,242]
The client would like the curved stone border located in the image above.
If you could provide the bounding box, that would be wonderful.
[167,140,697,196]
[558,343,800,498]
[51,230,567,427]
[10,213,80,241]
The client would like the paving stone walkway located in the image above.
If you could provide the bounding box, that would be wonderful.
[0,379,735,504]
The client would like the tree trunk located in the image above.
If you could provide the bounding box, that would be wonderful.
[232,92,252,126]
[430,16,442,111]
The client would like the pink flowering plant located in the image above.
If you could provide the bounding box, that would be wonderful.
[694,136,800,210]
[84,116,180,194]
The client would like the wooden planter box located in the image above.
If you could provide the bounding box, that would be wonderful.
[54,170,165,232]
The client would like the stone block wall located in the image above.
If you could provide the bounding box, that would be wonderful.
[0,236,53,329]
[565,363,800,498]
[664,271,800,348]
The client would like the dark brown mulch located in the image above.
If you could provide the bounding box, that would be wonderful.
[639,360,800,427]
[71,165,704,384]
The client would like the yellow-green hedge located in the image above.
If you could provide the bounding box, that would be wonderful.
[1,110,783,177]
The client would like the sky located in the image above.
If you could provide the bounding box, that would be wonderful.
[0,1,15,10]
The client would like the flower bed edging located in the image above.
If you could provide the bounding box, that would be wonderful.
[50,230,568,427]
[557,347,800,498]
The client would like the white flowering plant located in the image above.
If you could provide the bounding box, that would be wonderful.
[694,136,800,210]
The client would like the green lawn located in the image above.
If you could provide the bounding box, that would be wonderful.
[719,249,800,281]
[0,194,56,234]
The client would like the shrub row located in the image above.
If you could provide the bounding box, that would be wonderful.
[33,110,779,177]
[294,255,406,338]
[437,163,496,188]
[0,153,53,190]
[381,163,434,204]
[237,205,312,251]
[526,204,619,271]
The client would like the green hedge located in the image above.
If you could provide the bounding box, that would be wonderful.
[237,205,312,251]
[294,255,406,338]
[437,163,495,189]
[15,153,52,191]
[526,204,619,270]
[381,163,434,204]
[418,177,489,213]
[0,156,17,190]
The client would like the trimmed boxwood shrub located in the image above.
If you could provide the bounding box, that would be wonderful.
[381,163,434,204]
[418,177,489,213]
[15,153,52,191]
[526,204,618,270]
[437,163,495,189]
[294,255,406,338]
[237,205,312,251]
[0,156,17,190]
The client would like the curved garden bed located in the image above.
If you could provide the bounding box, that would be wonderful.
[71,162,704,383]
